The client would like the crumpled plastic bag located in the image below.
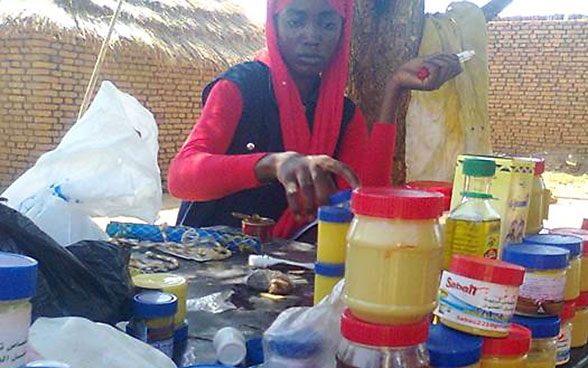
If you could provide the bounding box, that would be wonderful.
[29,317,176,368]
[262,281,345,368]
[2,81,162,246]
[186,290,237,314]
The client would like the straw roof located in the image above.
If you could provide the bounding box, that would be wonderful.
[0,0,266,66]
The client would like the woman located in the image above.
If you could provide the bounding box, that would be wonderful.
[168,0,462,238]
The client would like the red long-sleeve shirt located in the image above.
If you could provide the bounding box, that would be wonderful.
[168,80,396,201]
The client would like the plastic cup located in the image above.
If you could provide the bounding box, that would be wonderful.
[213,327,246,366]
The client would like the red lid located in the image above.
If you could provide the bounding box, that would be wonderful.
[577,293,588,309]
[561,300,576,321]
[482,324,531,357]
[351,187,443,220]
[340,309,428,347]
[450,255,525,287]
[583,219,588,231]
[533,159,546,176]
[406,181,453,212]
[551,228,588,255]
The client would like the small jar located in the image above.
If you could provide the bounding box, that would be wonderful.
[337,309,429,368]
[480,324,531,368]
[128,291,178,358]
[427,323,483,368]
[317,206,353,264]
[526,159,547,235]
[0,253,38,368]
[511,315,559,368]
[571,292,588,348]
[436,255,525,337]
[314,263,345,305]
[502,244,569,316]
[345,188,444,324]
[556,300,575,365]
[550,228,588,293]
[524,234,583,301]
[132,273,188,328]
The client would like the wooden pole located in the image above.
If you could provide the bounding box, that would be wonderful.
[77,0,124,121]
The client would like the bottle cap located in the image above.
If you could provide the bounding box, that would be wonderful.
[524,234,582,257]
[511,315,560,338]
[502,244,569,270]
[317,206,353,223]
[427,323,483,367]
[463,158,496,177]
[314,262,345,277]
[0,252,38,301]
[450,255,525,287]
[351,187,443,220]
[550,228,588,256]
[482,324,531,356]
[132,291,178,318]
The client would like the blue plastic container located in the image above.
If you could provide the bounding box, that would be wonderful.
[427,323,483,367]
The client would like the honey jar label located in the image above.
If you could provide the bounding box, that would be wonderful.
[516,272,566,316]
[435,271,519,333]
[0,305,31,368]
[556,323,572,365]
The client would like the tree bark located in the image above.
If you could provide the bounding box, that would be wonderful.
[350,0,425,184]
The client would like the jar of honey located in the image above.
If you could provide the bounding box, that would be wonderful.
[512,315,559,368]
[571,292,588,348]
[480,324,531,368]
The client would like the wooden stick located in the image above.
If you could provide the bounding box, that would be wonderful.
[77,0,124,121]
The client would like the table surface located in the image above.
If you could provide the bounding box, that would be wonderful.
[168,240,588,367]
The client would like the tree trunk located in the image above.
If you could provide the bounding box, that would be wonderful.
[349,0,514,184]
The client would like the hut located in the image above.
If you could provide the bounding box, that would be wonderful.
[0,0,265,191]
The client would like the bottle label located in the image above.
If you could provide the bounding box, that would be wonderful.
[0,304,31,368]
[435,271,519,333]
[556,323,572,365]
[516,271,566,316]
[444,219,501,268]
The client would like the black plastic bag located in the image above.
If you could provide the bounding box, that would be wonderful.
[0,203,132,324]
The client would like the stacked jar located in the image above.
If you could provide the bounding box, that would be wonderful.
[480,324,532,367]
[571,293,588,348]
[340,187,444,367]
[512,315,560,368]
[314,206,353,305]
[557,301,575,365]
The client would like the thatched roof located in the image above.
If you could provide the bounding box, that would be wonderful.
[0,0,266,66]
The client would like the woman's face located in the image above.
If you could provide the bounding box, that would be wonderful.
[275,0,344,79]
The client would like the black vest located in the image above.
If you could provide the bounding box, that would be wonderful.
[177,61,356,228]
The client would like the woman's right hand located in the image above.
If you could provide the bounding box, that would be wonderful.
[255,152,360,220]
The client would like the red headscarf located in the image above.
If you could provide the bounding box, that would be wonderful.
[256,0,355,238]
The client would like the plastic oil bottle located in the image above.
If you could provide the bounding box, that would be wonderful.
[444,158,501,269]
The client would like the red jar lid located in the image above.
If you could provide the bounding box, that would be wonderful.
[482,324,531,357]
[351,187,443,220]
[406,181,453,212]
[551,228,588,256]
[561,300,576,321]
[340,309,428,347]
[450,255,525,287]
[533,158,546,176]
[577,293,588,309]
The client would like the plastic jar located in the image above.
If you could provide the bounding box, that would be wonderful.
[427,323,483,368]
[132,273,187,327]
[502,244,569,316]
[336,309,429,368]
[525,234,583,301]
[571,292,588,348]
[0,252,38,368]
[526,159,546,235]
[128,291,178,358]
[436,255,525,337]
[511,315,559,368]
[550,228,588,293]
[480,324,531,368]
[314,263,345,305]
[345,187,444,324]
[556,300,575,365]
[317,206,353,264]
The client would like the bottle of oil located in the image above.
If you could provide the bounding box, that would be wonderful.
[444,158,501,269]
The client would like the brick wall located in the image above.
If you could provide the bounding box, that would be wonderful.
[0,31,222,192]
[488,18,588,155]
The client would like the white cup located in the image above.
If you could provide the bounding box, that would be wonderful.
[213,327,246,366]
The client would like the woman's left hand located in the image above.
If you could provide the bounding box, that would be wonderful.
[389,53,463,92]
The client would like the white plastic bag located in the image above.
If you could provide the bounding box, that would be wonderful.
[28,317,176,368]
[2,81,162,246]
[262,281,345,368]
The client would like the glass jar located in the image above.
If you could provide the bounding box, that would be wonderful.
[556,300,575,365]
[345,188,443,324]
[0,252,38,368]
[571,292,588,348]
[128,291,178,358]
[524,234,583,301]
[480,324,531,368]
[427,323,483,368]
[550,228,588,293]
[512,315,559,368]
[525,159,546,235]
[336,309,429,368]
[436,255,525,337]
[502,244,569,316]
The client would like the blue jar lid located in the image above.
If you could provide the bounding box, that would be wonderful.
[318,206,353,223]
[314,262,345,277]
[132,291,178,319]
[0,252,38,301]
[511,315,560,338]
[524,234,582,257]
[427,324,483,368]
[328,189,352,206]
[174,321,189,342]
[502,244,569,270]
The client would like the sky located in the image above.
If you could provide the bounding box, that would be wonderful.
[238,0,588,23]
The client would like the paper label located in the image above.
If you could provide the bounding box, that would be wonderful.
[516,272,566,315]
[435,271,519,333]
[556,323,572,365]
[0,304,31,368]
